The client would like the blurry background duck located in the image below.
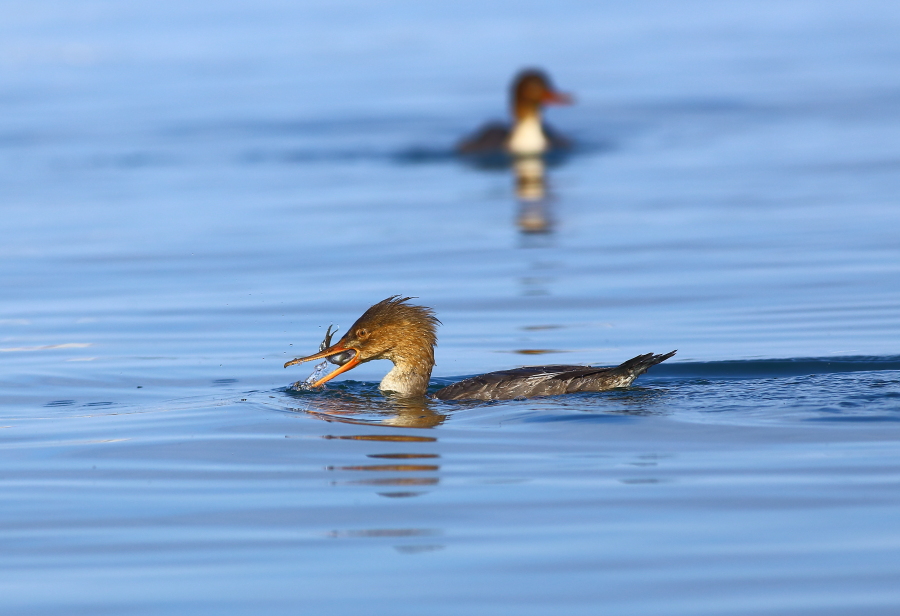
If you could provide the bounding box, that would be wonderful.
[285,296,675,402]
[457,68,574,157]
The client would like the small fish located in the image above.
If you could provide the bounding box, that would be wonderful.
[290,325,353,390]
[320,324,354,366]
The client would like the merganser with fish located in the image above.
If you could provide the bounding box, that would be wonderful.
[457,69,573,156]
[285,296,675,401]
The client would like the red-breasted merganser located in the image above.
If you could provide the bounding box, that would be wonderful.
[285,297,675,401]
[457,69,573,157]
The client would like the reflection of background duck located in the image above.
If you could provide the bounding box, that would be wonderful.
[514,157,553,233]
[457,69,573,157]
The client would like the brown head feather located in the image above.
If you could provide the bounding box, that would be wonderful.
[336,296,440,367]
[510,69,571,120]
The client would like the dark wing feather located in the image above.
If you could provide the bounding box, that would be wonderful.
[433,351,676,401]
[456,122,510,154]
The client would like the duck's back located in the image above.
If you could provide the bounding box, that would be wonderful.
[433,351,675,401]
[456,122,510,154]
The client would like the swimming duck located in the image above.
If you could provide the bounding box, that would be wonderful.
[285,296,675,401]
[457,69,573,157]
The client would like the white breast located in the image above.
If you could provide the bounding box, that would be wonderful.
[507,116,548,156]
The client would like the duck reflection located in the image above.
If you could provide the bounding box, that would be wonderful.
[322,433,442,499]
[287,380,445,498]
[513,150,560,298]
[514,156,554,234]
[296,390,448,428]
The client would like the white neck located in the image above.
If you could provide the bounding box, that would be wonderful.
[379,363,431,398]
[507,115,548,156]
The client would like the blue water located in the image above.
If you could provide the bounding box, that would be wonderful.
[3,0,900,613]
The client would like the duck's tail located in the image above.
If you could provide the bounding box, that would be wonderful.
[616,350,677,378]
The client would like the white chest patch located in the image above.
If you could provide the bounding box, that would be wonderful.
[380,367,406,393]
[380,365,420,397]
[507,116,547,156]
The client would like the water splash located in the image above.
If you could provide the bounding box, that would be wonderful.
[291,360,330,391]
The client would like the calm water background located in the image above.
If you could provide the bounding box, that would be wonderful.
[2,0,900,614]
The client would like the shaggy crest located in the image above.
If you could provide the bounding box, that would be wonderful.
[346,296,440,355]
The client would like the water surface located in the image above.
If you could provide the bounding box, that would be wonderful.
[2,0,900,613]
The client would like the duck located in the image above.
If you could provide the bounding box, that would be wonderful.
[285,296,675,401]
[457,69,573,157]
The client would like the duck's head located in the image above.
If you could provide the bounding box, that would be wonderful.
[284,296,440,388]
[511,69,572,119]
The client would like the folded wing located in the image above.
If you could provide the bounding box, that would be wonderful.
[433,351,676,401]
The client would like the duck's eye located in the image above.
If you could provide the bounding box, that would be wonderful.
[356,328,369,340]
